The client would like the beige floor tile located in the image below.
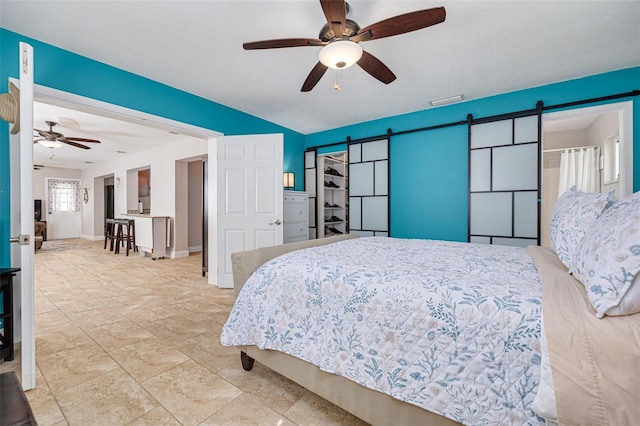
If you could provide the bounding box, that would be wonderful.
[50,295,107,315]
[65,306,126,330]
[83,318,154,352]
[118,305,175,324]
[56,368,157,426]
[37,344,119,392]
[284,392,370,426]
[218,361,307,414]
[109,337,189,382]
[36,309,71,328]
[200,393,297,426]
[142,360,242,426]
[124,406,181,425]
[35,322,95,357]
[177,331,239,374]
[25,373,66,426]
[35,293,59,314]
[139,314,209,345]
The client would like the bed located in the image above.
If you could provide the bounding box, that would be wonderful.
[221,189,640,426]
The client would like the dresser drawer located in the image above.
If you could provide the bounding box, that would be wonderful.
[284,222,307,238]
[284,202,307,222]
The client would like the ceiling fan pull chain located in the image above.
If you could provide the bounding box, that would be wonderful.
[333,69,342,91]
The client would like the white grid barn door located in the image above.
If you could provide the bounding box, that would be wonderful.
[468,108,542,247]
[304,149,318,239]
[348,139,389,236]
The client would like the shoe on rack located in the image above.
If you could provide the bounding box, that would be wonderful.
[326,167,344,177]
[328,181,340,188]
[331,215,342,222]
[328,227,343,234]
[324,181,330,187]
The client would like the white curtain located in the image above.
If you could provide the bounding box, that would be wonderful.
[48,178,81,212]
[558,146,600,197]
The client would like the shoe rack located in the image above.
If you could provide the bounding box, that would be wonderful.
[317,152,348,238]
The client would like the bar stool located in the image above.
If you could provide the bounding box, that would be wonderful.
[104,218,117,251]
[114,219,136,256]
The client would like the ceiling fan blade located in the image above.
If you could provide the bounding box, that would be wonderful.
[33,138,44,144]
[357,51,396,84]
[356,7,446,41]
[301,62,329,92]
[320,0,347,39]
[62,136,101,143]
[243,38,324,50]
[60,139,91,150]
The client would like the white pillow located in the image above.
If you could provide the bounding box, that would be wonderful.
[549,186,616,271]
[573,191,640,317]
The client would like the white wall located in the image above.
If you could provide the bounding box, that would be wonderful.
[80,137,208,257]
[588,112,620,195]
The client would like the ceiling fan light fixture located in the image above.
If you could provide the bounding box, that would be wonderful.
[319,40,363,70]
[38,139,64,149]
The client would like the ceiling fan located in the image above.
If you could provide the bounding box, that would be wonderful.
[33,120,101,149]
[243,0,446,92]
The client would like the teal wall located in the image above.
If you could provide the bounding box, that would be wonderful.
[306,67,640,241]
[0,29,305,267]
[1,28,638,264]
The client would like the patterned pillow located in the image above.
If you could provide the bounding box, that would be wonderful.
[573,191,640,318]
[549,186,616,271]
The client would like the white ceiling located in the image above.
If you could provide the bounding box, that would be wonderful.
[2,1,639,169]
[32,102,202,169]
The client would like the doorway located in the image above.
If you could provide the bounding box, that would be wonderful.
[540,101,633,246]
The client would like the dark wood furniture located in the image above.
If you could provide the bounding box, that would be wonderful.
[113,219,137,256]
[0,371,38,425]
[0,267,19,362]
[104,218,117,251]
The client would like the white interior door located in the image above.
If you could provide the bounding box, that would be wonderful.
[213,134,283,288]
[8,42,36,390]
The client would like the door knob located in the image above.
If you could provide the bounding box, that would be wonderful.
[269,220,282,225]
[9,234,30,245]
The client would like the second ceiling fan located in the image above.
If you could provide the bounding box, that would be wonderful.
[34,120,101,149]
[243,0,446,92]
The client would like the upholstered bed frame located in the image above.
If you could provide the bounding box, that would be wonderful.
[230,234,459,426]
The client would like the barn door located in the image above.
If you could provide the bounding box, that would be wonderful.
[348,139,389,237]
[468,108,541,247]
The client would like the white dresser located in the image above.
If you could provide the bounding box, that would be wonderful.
[283,191,309,244]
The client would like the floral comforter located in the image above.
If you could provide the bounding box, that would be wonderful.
[221,237,544,425]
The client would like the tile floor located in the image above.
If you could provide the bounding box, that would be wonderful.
[1,239,369,426]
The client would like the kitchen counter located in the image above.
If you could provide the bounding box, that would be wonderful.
[121,215,170,259]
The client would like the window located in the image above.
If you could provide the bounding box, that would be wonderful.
[48,178,81,212]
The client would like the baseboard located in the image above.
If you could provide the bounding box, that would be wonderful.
[172,250,190,259]
[80,234,103,241]
[188,245,202,253]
